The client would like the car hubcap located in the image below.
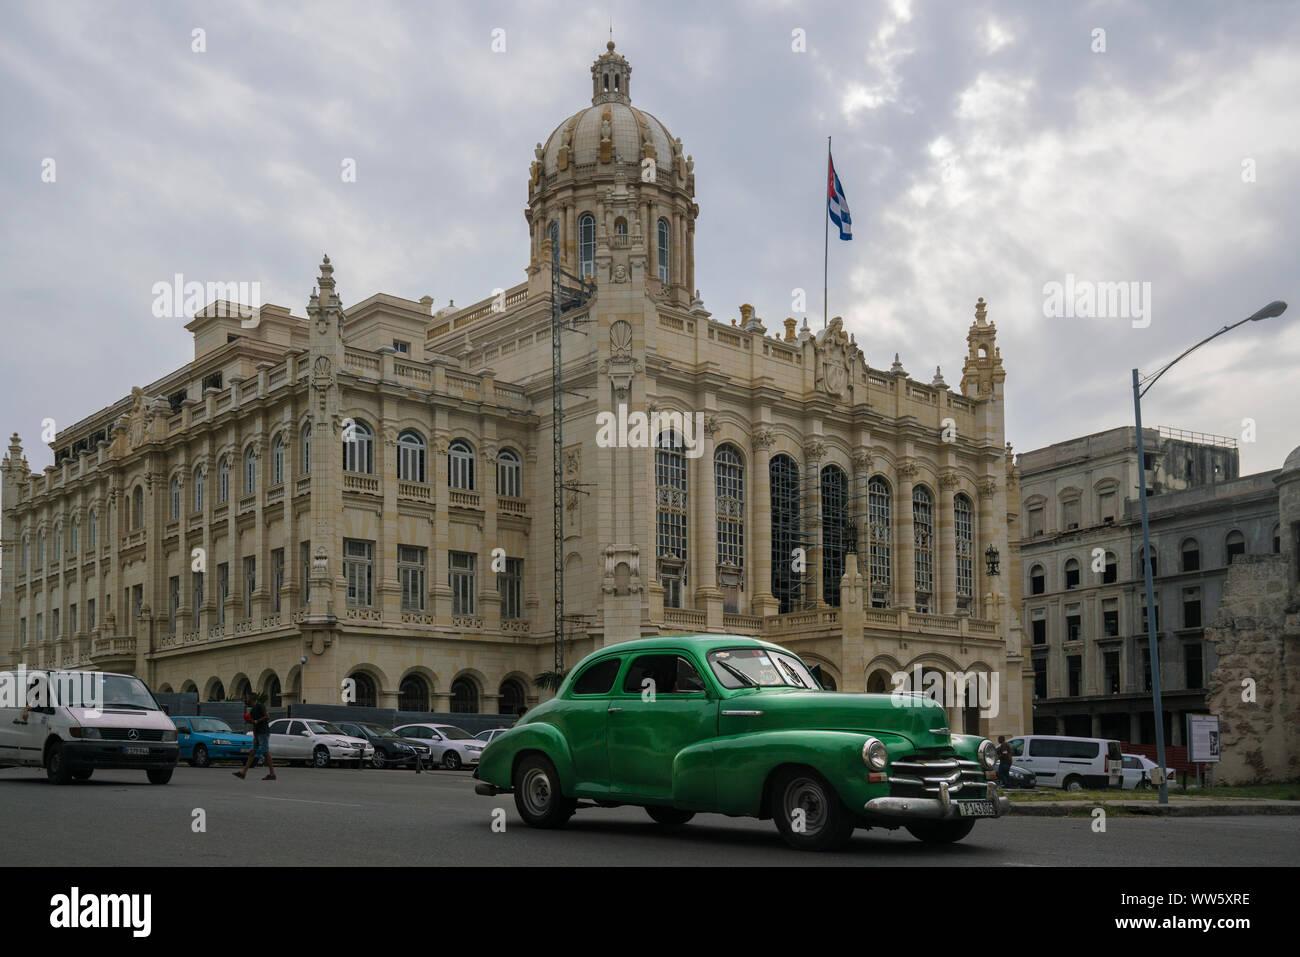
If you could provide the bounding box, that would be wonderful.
[522,768,552,815]
[316,750,328,766]
[784,778,828,835]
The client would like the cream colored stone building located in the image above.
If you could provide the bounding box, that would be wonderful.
[1,42,1025,734]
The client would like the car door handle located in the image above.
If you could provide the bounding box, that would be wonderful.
[607,707,622,713]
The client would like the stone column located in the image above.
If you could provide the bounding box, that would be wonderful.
[803,440,825,607]
[379,414,402,621]
[694,415,721,630]
[977,476,999,620]
[896,460,917,610]
[480,439,503,628]
[938,471,959,615]
[431,434,453,622]
[1129,711,1141,743]
[749,429,778,617]
[838,552,866,692]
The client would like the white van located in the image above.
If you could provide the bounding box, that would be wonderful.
[1005,735,1122,791]
[0,669,179,784]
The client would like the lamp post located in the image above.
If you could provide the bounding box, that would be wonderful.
[1132,299,1286,805]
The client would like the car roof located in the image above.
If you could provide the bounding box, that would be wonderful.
[574,634,792,662]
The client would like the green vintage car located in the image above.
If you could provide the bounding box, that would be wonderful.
[475,635,1009,850]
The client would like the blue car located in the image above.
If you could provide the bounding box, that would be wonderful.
[172,716,254,767]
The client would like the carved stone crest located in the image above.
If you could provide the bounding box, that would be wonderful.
[815,317,853,398]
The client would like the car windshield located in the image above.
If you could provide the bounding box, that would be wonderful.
[308,721,345,735]
[437,726,475,740]
[364,725,400,738]
[189,718,234,733]
[32,672,159,710]
[475,730,494,740]
[707,648,818,690]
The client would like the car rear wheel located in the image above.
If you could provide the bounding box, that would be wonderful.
[147,768,174,785]
[770,768,855,851]
[313,746,331,768]
[513,754,575,829]
[906,819,975,844]
[45,742,74,785]
[646,807,695,827]
[442,751,462,771]
[192,744,210,768]
[72,769,93,781]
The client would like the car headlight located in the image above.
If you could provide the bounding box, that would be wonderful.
[862,737,887,770]
[212,738,231,746]
[978,739,997,770]
[467,745,483,752]
[69,727,102,739]
[160,729,177,742]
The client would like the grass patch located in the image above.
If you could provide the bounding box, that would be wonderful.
[1007,780,1300,802]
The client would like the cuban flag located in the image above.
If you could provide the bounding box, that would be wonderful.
[827,153,852,240]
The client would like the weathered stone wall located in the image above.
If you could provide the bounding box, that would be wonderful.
[1205,554,1300,783]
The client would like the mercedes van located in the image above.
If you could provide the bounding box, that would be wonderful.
[1005,734,1122,791]
[0,669,178,784]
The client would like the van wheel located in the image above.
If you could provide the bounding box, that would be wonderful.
[906,819,976,844]
[72,769,93,781]
[147,768,173,785]
[1063,776,1084,792]
[513,754,575,828]
[45,743,74,785]
[646,807,695,826]
[770,768,855,851]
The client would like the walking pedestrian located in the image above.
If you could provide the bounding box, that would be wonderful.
[233,693,276,780]
[996,735,1012,788]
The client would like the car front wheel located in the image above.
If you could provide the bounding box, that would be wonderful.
[371,751,386,769]
[442,751,462,771]
[192,744,210,768]
[45,743,74,785]
[313,746,331,768]
[770,769,855,851]
[513,754,575,829]
[906,819,975,844]
[646,807,695,827]
[147,768,174,785]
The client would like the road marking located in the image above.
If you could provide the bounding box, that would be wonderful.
[251,795,364,807]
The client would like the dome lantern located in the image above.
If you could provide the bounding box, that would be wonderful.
[591,40,631,105]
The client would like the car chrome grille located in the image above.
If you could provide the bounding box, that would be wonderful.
[888,755,987,799]
[100,729,165,741]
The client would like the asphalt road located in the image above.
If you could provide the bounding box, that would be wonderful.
[2,764,1296,866]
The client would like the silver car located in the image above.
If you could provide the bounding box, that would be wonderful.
[392,723,485,769]
[266,718,374,768]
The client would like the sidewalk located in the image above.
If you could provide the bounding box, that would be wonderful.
[1008,797,1300,817]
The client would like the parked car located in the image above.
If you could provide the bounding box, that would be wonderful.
[474,728,513,745]
[1120,753,1177,790]
[265,718,374,767]
[334,721,431,769]
[0,669,178,784]
[475,636,1008,850]
[1004,764,1036,789]
[1004,735,1123,791]
[391,723,485,769]
[172,716,252,767]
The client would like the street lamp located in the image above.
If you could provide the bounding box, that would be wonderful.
[1132,298,1286,805]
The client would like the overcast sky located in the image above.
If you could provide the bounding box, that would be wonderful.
[2,0,1297,479]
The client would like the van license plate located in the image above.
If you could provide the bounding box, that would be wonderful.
[957,800,996,817]
[123,746,149,756]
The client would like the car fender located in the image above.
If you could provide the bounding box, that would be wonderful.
[702,729,916,817]
[477,722,574,794]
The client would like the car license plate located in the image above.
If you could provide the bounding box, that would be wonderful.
[956,800,996,817]
[123,746,149,756]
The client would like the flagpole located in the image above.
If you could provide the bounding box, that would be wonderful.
[824,135,830,330]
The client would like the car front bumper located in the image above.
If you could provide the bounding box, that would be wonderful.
[863,782,1010,820]
[64,741,179,770]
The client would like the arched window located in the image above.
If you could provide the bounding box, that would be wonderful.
[1273,524,1282,554]
[867,477,892,607]
[399,675,429,711]
[193,467,204,512]
[343,420,374,474]
[955,493,974,607]
[1103,551,1118,583]
[271,434,285,486]
[169,475,180,519]
[451,677,479,714]
[397,430,426,483]
[547,220,559,254]
[347,672,377,708]
[1064,557,1080,589]
[770,454,801,613]
[20,536,28,574]
[1225,530,1246,563]
[913,486,934,611]
[70,518,79,554]
[578,212,595,278]
[301,424,312,474]
[207,679,225,702]
[656,430,688,608]
[497,448,522,498]
[218,457,229,504]
[88,511,97,550]
[133,485,145,529]
[498,679,526,716]
[657,217,670,283]
[54,523,62,559]
[449,439,476,489]
[715,443,745,570]
[244,446,257,493]
[37,530,45,565]
[265,675,282,708]
[1181,538,1200,572]
[614,216,628,236]
[821,465,849,606]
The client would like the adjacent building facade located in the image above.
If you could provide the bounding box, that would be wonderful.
[1,43,1026,735]
[1018,426,1282,743]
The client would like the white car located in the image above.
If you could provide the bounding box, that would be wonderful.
[392,723,485,769]
[474,727,512,745]
[266,718,374,768]
[1120,753,1177,790]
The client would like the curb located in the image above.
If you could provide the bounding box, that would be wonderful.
[1008,801,1300,817]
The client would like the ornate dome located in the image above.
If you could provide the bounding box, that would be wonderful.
[534,42,683,180]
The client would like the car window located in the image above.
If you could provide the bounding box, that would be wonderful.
[1123,757,1140,769]
[1008,738,1024,756]
[621,654,705,695]
[571,657,621,695]
[707,647,817,689]
[173,718,188,732]
[402,726,431,737]
[287,721,305,735]
[269,720,289,734]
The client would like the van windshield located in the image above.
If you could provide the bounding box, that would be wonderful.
[34,672,158,711]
